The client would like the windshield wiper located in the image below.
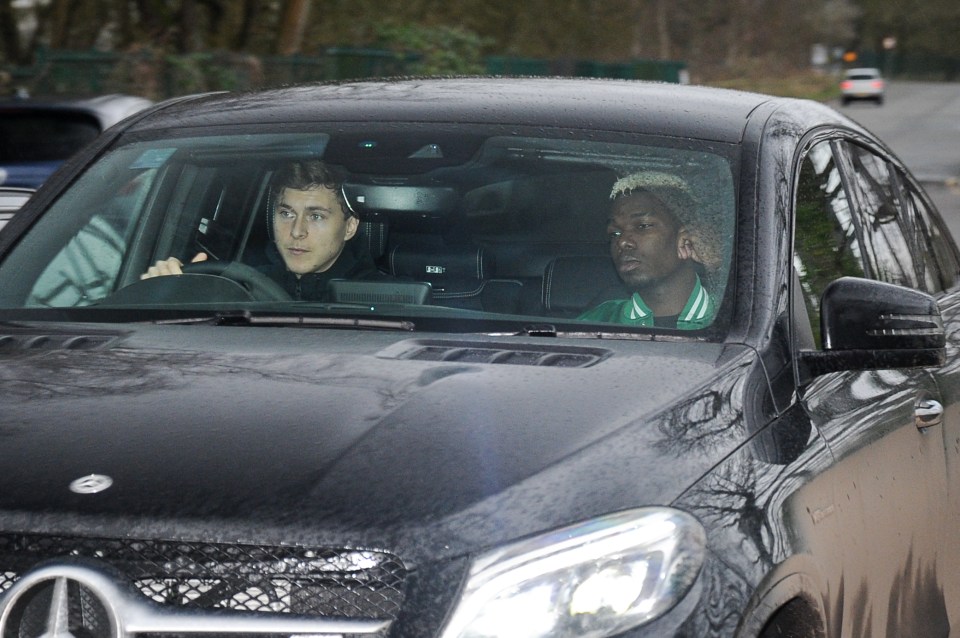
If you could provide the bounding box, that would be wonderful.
[148,310,415,331]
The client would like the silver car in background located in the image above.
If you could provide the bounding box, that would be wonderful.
[840,67,885,105]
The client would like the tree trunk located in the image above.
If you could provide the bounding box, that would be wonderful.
[48,0,76,49]
[0,0,24,64]
[179,0,201,53]
[234,0,261,50]
[276,0,310,55]
[656,0,671,59]
[114,0,136,49]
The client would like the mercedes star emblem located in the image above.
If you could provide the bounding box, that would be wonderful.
[68,474,113,494]
[0,565,118,638]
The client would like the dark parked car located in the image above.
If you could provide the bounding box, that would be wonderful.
[0,93,152,188]
[0,77,959,637]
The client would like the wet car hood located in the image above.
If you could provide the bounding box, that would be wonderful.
[0,323,754,560]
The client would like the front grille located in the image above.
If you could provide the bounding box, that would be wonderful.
[0,533,406,621]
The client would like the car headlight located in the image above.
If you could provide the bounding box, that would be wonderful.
[439,507,705,638]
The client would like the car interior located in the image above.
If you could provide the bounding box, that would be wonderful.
[0,128,737,333]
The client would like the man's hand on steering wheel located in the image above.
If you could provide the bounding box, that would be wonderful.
[141,252,209,279]
[138,252,291,302]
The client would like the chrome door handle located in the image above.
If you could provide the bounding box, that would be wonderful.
[915,397,943,430]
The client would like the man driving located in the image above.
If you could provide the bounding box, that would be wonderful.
[142,160,383,300]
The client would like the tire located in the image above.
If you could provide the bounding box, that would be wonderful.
[758,598,826,638]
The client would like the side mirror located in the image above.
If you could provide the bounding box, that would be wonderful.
[798,277,945,382]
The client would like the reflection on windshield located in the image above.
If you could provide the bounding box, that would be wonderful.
[0,127,736,336]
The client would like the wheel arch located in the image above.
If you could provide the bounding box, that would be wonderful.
[736,558,833,638]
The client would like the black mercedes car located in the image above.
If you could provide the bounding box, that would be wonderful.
[0,77,958,638]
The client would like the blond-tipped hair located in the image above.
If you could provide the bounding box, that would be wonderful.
[610,171,698,227]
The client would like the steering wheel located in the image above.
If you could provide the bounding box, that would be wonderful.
[182,260,292,302]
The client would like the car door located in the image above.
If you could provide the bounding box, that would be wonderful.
[792,136,952,636]
[887,160,960,627]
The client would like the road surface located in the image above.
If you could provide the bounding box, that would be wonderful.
[829,81,960,239]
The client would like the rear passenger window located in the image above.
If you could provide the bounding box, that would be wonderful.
[839,141,919,289]
[900,179,959,292]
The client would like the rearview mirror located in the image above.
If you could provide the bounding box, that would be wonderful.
[798,277,945,382]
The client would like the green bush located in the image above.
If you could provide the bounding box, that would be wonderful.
[374,22,492,76]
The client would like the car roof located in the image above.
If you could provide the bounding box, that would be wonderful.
[844,67,882,76]
[0,94,153,129]
[130,77,786,144]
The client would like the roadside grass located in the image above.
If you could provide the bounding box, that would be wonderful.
[702,71,842,102]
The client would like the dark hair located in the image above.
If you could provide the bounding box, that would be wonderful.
[270,160,354,218]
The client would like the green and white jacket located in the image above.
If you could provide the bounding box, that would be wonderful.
[577,275,715,329]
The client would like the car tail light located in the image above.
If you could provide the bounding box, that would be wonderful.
[841,81,852,90]
[872,80,884,89]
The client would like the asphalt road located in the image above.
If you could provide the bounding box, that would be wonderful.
[827,81,960,239]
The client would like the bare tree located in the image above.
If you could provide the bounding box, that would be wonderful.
[178,0,201,53]
[232,0,264,51]
[0,0,25,65]
[655,0,670,59]
[812,0,860,53]
[5,0,951,86]
[275,0,310,55]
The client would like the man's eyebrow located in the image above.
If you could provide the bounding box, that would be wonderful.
[277,203,333,213]
[609,210,658,223]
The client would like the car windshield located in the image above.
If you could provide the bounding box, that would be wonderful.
[0,124,737,336]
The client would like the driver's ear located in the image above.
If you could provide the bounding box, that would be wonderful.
[343,215,360,241]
